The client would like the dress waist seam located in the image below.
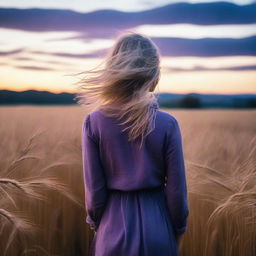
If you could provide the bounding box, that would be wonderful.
[108,184,165,193]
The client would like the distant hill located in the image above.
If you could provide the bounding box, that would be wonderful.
[0,89,256,108]
[0,90,75,105]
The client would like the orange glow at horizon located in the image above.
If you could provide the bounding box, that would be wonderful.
[1,64,256,95]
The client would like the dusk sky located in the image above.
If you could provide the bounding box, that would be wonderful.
[0,0,256,94]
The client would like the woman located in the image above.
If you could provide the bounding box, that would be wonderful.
[76,31,189,256]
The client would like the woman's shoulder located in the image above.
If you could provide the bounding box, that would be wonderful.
[82,111,104,142]
[84,109,104,121]
[157,109,179,125]
[156,110,181,140]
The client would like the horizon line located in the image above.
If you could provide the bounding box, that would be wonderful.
[1,88,256,96]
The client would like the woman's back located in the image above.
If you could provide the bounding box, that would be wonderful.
[86,105,177,190]
[82,104,189,256]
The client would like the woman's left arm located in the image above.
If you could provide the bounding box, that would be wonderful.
[81,114,109,231]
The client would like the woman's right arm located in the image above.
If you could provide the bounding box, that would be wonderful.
[164,117,189,238]
[81,114,109,232]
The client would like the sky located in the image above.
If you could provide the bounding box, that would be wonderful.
[0,0,256,94]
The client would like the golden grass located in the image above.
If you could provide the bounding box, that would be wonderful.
[0,106,255,256]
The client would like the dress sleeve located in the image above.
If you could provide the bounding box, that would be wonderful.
[164,118,189,237]
[81,114,109,232]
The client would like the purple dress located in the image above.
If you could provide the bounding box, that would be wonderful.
[81,103,189,256]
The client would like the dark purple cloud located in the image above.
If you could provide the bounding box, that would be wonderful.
[14,56,71,65]
[0,2,255,32]
[14,65,56,71]
[30,48,108,58]
[0,48,25,56]
[28,36,256,58]
[151,36,256,57]
[14,56,33,61]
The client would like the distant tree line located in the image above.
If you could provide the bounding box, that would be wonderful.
[1,90,256,108]
[159,95,202,108]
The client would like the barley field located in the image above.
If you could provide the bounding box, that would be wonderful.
[0,106,255,256]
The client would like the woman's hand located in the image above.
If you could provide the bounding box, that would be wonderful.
[176,234,183,248]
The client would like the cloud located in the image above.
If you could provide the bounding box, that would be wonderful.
[0,2,255,32]
[0,48,25,56]
[14,56,33,61]
[151,36,256,57]
[13,56,72,66]
[165,64,256,72]
[29,48,108,58]
[14,65,56,71]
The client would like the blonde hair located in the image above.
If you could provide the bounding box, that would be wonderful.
[74,31,161,148]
